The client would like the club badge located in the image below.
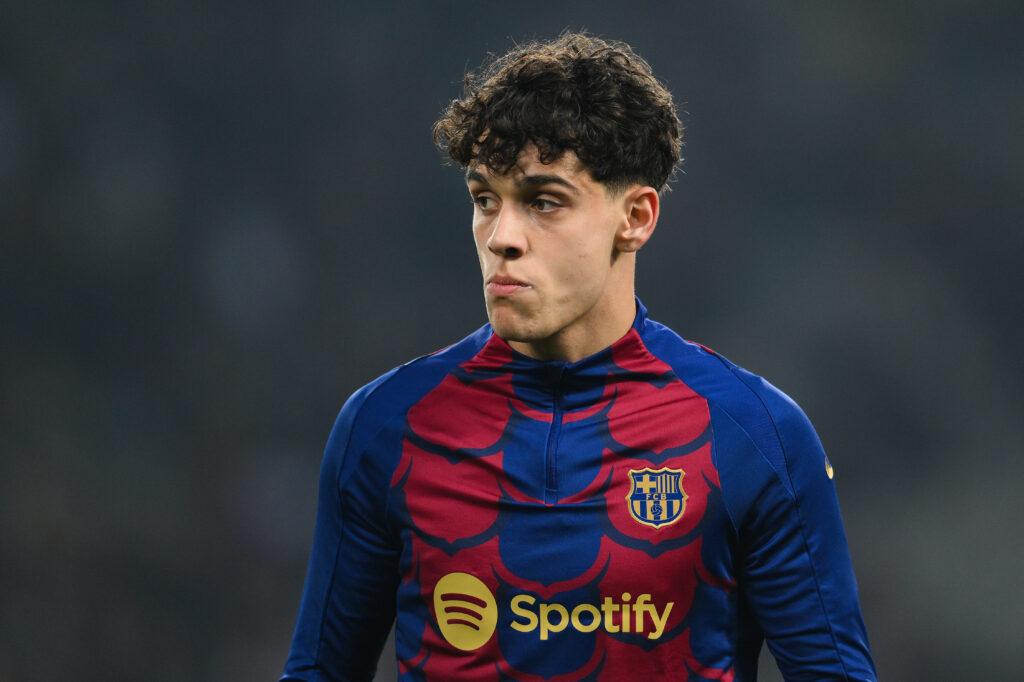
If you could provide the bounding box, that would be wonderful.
[627,467,687,529]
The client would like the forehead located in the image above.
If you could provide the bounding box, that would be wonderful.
[466,147,593,187]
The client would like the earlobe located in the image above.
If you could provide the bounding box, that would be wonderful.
[617,186,659,253]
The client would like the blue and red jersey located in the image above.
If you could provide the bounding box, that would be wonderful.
[281,302,876,681]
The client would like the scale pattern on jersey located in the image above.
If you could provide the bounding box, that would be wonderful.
[390,329,737,681]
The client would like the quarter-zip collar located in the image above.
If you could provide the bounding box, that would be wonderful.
[474,298,651,387]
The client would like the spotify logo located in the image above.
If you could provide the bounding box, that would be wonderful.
[433,572,498,651]
[433,572,675,649]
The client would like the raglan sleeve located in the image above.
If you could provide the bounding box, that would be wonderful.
[721,381,877,681]
[281,380,402,682]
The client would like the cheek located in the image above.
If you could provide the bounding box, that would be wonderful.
[567,237,614,282]
[473,231,489,269]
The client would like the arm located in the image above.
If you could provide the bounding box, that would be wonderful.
[715,377,876,681]
[748,394,875,680]
[281,383,401,682]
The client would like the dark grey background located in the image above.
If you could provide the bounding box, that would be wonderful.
[2,1,1021,680]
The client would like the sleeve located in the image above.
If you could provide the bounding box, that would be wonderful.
[281,381,402,682]
[715,381,877,681]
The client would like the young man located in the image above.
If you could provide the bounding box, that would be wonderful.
[281,33,876,681]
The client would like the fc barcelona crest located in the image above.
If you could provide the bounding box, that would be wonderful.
[627,467,687,529]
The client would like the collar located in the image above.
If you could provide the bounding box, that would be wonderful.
[471,297,652,383]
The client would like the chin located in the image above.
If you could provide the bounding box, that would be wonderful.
[487,307,540,342]
[489,320,532,343]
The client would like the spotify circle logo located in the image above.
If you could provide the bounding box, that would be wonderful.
[433,572,498,651]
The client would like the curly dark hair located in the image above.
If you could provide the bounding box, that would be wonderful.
[433,32,682,193]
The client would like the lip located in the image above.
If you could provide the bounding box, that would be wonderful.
[486,275,531,296]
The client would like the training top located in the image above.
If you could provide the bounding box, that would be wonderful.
[281,301,876,681]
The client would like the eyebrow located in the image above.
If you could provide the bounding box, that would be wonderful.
[465,168,578,194]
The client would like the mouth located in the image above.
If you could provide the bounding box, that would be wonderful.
[486,275,531,297]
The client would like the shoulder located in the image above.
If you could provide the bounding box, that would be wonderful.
[324,324,495,481]
[639,318,821,494]
[338,323,495,440]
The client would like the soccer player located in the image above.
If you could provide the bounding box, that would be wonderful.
[281,33,876,681]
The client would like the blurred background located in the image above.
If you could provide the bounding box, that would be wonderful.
[2,1,1022,680]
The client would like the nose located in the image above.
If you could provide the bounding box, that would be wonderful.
[486,207,526,259]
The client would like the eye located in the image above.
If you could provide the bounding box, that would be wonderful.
[473,194,497,211]
[531,197,560,212]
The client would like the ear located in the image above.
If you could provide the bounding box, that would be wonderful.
[615,185,659,253]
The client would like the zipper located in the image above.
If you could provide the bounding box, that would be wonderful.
[543,365,566,504]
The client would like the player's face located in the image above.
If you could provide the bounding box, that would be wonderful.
[467,148,642,362]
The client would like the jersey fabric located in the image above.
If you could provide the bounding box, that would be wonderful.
[281,301,876,681]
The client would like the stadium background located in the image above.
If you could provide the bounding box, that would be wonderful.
[2,1,1021,680]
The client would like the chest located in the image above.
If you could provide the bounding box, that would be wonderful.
[385,367,742,679]
[388,369,730,592]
